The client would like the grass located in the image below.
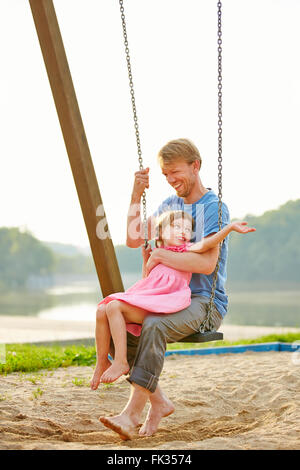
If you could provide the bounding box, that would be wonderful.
[72,377,90,387]
[0,344,96,375]
[32,387,43,399]
[0,332,300,375]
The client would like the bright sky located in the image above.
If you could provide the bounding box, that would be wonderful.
[1,0,299,247]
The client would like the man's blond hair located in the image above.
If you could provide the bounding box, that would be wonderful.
[157,138,202,169]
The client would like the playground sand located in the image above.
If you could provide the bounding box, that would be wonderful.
[0,351,299,450]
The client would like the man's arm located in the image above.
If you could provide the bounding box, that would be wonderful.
[146,239,219,276]
[126,168,156,248]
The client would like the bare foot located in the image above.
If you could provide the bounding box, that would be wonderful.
[100,361,129,384]
[99,414,138,441]
[90,358,111,390]
[139,397,175,437]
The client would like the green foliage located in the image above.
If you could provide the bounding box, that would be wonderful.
[0,227,55,290]
[43,242,86,257]
[228,199,300,281]
[53,252,95,275]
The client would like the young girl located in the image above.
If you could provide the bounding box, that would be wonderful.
[90,210,255,389]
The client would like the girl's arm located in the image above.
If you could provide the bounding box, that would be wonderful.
[141,245,152,278]
[187,221,256,253]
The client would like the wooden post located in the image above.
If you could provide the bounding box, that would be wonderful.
[29,0,124,296]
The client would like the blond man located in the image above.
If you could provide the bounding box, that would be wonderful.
[99,138,230,440]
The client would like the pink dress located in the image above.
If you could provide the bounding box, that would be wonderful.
[98,244,192,336]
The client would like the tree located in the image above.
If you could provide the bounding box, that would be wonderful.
[0,227,55,290]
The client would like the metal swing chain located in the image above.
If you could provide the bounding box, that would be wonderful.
[200,1,224,333]
[118,0,148,247]
[119,0,223,330]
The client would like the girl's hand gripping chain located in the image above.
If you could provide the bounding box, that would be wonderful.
[142,244,152,262]
[142,244,153,278]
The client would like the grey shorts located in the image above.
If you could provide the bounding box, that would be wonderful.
[109,294,223,393]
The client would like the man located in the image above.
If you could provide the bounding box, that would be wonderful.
[99,138,230,440]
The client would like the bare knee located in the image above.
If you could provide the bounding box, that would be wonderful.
[96,304,107,321]
[106,300,121,316]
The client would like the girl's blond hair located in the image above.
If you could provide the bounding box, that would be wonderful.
[157,138,202,169]
[155,210,195,248]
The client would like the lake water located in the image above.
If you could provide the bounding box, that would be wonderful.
[0,274,299,328]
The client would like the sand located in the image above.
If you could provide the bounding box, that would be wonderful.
[0,351,299,450]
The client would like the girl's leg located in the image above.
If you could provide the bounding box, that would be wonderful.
[90,304,112,390]
[100,300,148,384]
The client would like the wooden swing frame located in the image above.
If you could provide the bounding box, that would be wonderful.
[29,0,223,344]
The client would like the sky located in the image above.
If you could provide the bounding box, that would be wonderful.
[0,0,299,247]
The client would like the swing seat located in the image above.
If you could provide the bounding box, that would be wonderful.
[178,331,223,343]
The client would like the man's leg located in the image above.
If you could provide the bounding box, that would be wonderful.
[100,382,174,439]
[100,330,146,439]
[139,383,175,436]
[101,296,222,437]
[128,295,222,435]
[100,325,175,439]
[128,295,222,393]
[100,383,151,440]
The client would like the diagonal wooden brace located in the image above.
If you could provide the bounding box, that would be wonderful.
[29,0,124,296]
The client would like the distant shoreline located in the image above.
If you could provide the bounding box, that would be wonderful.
[1,279,300,329]
[1,314,300,345]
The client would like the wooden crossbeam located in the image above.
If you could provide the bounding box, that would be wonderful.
[29,0,124,296]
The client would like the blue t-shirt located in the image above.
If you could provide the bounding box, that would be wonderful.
[153,190,230,318]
